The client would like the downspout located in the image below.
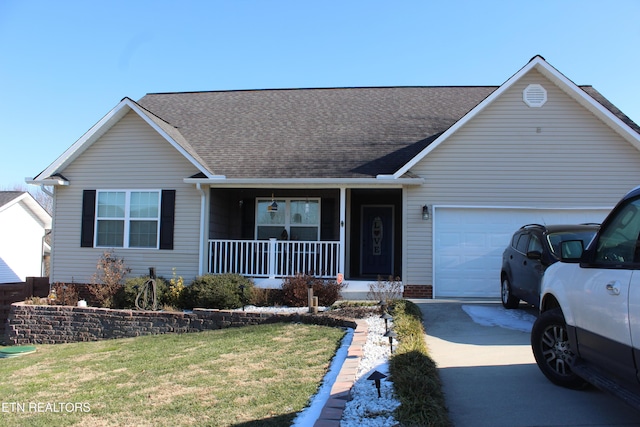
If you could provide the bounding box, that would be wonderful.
[39,185,54,198]
[196,183,206,276]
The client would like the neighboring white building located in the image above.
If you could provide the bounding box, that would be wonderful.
[0,192,51,283]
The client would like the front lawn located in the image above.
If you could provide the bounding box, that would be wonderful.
[0,323,345,427]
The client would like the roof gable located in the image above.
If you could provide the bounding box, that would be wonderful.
[30,98,211,183]
[0,191,51,228]
[392,56,640,178]
[29,56,640,184]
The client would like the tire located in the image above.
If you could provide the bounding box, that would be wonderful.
[531,308,588,389]
[501,277,519,309]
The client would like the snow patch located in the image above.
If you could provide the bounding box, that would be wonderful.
[462,305,536,332]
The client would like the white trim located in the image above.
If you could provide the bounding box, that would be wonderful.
[184,177,423,188]
[394,56,640,178]
[430,204,614,298]
[31,98,212,183]
[196,183,207,276]
[94,189,161,249]
[127,101,212,177]
[255,197,321,240]
[0,192,52,228]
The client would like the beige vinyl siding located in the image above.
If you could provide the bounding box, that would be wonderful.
[50,111,203,285]
[405,69,640,286]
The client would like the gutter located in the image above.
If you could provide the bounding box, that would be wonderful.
[184,176,424,188]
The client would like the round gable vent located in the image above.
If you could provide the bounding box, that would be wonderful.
[523,84,547,107]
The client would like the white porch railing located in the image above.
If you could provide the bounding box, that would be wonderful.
[208,238,341,279]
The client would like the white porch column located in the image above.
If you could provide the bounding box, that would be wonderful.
[196,183,208,276]
[268,238,277,279]
[339,187,346,277]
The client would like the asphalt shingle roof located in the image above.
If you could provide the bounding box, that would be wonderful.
[0,191,24,208]
[137,87,497,178]
[136,85,639,179]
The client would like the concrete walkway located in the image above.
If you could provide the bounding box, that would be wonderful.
[313,319,369,427]
[417,299,640,427]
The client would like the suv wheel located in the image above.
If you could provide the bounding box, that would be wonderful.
[501,277,519,309]
[531,308,588,389]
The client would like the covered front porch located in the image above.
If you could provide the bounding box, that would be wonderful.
[204,187,404,287]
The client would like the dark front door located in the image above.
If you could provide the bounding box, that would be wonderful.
[361,205,394,276]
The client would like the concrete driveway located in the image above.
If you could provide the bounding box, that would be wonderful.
[415,299,640,427]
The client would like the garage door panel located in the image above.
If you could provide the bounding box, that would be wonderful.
[434,207,609,298]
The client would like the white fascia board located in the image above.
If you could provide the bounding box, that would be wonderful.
[32,99,133,182]
[393,56,640,177]
[393,57,546,178]
[184,176,424,188]
[127,102,212,177]
[32,98,211,183]
[533,61,640,151]
[25,177,68,186]
[0,192,52,228]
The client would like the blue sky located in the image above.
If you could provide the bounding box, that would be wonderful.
[1,0,639,188]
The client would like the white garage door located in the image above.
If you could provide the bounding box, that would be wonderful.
[433,207,610,298]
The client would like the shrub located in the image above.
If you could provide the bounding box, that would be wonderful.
[182,274,254,309]
[166,268,185,308]
[249,287,284,307]
[368,275,403,303]
[87,251,131,308]
[281,274,345,307]
[118,276,168,309]
[50,282,79,306]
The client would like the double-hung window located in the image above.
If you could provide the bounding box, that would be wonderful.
[96,190,160,248]
[256,198,320,240]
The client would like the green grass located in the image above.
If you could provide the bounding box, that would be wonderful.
[0,323,345,427]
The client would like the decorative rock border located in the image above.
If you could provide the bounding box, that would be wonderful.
[5,303,357,345]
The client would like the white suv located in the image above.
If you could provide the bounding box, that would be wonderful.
[531,187,640,409]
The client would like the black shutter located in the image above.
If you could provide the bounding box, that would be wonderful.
[81,190,96,247]
[159,190,176,250]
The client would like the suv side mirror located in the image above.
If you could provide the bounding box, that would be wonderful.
[560,240,584,262]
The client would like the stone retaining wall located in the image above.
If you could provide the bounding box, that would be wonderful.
[6,303,357,345]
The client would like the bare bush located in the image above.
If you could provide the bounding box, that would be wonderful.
[87,250,131,308]
[367,275,403,303]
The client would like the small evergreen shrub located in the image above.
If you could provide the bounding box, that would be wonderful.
[281,274,345,307]
[182,273,254,309]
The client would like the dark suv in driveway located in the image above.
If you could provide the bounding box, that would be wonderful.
[500,223,599,309]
